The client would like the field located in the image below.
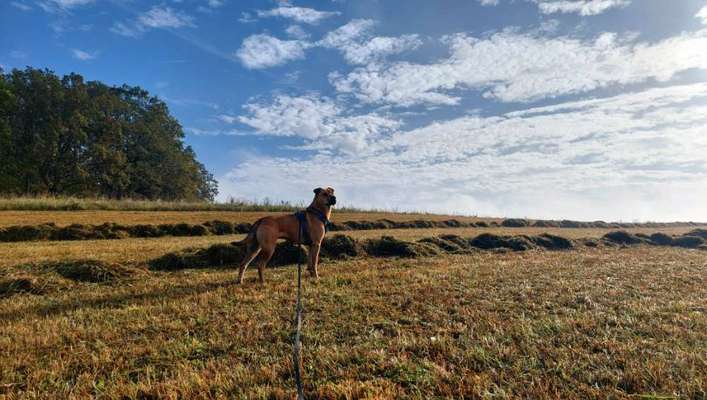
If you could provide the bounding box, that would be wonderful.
[1,209,706,399]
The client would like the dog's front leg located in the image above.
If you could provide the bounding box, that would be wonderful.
[307,243,321,279]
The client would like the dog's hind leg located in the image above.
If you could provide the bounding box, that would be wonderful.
[237,243,261,284]
[256,246,275,284]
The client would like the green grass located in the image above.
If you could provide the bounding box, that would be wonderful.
[0,196,383,213]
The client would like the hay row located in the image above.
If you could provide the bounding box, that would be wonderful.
[2,230,705,298]
[1,218,703,243]
[149,229,707,271]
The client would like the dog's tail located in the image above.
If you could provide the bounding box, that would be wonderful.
[231,219,263,247]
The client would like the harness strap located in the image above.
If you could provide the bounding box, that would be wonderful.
[306,206,331,232]
[294,211,313,245]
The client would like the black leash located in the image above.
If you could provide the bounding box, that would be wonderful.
[292,220,305,399]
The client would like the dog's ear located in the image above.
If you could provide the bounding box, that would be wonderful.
[313,187,323,194]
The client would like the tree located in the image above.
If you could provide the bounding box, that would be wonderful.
[0,67,219,201]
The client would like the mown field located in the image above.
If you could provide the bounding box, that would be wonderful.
[0,209,491,227]
[1,209,706,399]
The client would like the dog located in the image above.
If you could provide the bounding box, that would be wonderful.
[232,187,336,284]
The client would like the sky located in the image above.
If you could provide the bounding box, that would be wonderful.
[2,0,707,221]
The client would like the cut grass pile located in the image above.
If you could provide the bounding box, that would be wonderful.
[0,260,144,298]
[0,247,704,398]
[1,230,704,283]
[3,218,705,244]
[602,230,707,249]
[143,230,703,271]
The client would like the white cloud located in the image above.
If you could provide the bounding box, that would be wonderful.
[697,6,707,25]
[138,6,195,29]
[71,48,97,60]
[110,22,140,37]
[256,6,340,25]
[478,0,500,5]
[237,19,422,69]
[220,83,707,221]
[207,0,224,8]
[238,12,256,23]
[336,35,423,65]
[10,2,32,11]
[38,0,93,12]
[217,114,238,123]
[111,6,195,37]
[319,19,375,48]
[319,19,422,65]
[330,29,707,106]
[535,0,631,16]
[285,25,310,40]
[238,94,400,151]
[235,34,311,69]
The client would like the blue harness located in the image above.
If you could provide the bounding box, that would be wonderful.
[294,207,331,245]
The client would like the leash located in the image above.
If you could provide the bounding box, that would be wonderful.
[292,220,305,400]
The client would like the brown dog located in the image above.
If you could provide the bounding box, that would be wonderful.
[232,187,336,284]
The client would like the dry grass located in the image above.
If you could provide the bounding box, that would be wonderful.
[0,210,491,228]
[1,208,705,398]
[0,226,702,269]
[0,247,705,399]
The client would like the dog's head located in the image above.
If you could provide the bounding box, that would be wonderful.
[313,187,336,207]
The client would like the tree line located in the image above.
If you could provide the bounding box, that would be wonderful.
[0,67,218,201]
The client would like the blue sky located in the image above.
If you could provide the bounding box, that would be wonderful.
[2,0,707,221]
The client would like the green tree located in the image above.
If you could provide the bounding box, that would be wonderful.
[0,67,219,201]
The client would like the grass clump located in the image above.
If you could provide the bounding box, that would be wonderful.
[672,235,705,249]
[0,277,43,297]
[602,230,647,245]
[530,233,574,250]
[321,234,362,259]
[418,235,470,253]
[363,236,440,258]
[686,228,707,239]
[649,232,674,246]
[150,244,246,271]
[49,260,139,283]
[0,224,55,241]
[501,218,530,227]
[469,233,535,251]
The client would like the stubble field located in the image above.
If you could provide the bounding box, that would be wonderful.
[0,210,705,399]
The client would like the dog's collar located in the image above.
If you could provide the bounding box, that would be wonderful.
[306,206,331,232]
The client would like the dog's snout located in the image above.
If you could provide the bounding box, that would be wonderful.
[328,195,337,206]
